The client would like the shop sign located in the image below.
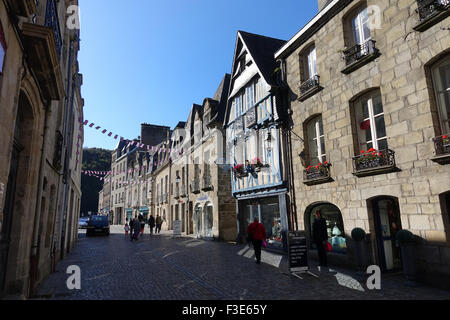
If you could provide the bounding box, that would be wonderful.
[173,220,182,237]
[287,230,308,273]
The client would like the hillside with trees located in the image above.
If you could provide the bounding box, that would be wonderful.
[81,148,111,216]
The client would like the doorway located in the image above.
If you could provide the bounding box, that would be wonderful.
[372,197,403,271]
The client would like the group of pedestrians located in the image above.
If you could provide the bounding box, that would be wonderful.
[124,214,163,241]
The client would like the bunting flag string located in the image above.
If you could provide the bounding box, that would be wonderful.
[78,117,176,155]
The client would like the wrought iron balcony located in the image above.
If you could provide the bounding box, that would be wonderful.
[191,179,201,194]
[352,149,397,177]
[45,0,62,58]
[414,0,450,31]
[303,163,333,186]
[298,75,322,101]
[341,40,380,74]
[431,134,450,164]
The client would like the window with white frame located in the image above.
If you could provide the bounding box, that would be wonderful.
[351,6,370,46]
[431,55,450,135]
[305,115,326,166]
[303,46,317,81]
[354,90,387,152]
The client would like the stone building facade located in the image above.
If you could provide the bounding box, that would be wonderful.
[152,140,172,230]
[0,0,83,298]
[184,74,237,241]
[276,0,450,287]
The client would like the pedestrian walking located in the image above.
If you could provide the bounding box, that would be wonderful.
[130,217,140,241]
[313,210,329,269]
[246,217,267,264]
[124,223,130,237]
[148,214,155,235]
[155,214,162,234]
[129,218,135,241]
[138,214,145,235]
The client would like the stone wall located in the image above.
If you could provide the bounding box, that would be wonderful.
[283,0,450,280]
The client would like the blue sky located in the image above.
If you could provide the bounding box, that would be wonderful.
[79,0,319,150]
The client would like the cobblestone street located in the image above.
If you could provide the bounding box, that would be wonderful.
[33,226,450,300]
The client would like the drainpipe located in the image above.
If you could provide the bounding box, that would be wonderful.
[51,34,75,265]
[280,58,298,231]
[29,98,51,298]
[59,37,76,259]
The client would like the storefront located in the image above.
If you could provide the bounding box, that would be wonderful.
[126,208,133,222]
[306,203,347,254]
[139,206,149,221]
[193,201,214,239]
[237,193,289,251]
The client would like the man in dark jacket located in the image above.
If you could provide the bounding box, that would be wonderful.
[129,218,135,241]
[247,217,267,264]
[148,214,155,235]
[312,210,329,268]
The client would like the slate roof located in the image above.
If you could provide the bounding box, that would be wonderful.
[212,73,231,125]
[237,31,286,87]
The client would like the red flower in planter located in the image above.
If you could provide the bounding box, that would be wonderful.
[361,150,365,154]
[443,135,448,139]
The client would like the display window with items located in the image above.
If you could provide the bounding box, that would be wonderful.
[308,203,347,254]
[241,196,284,249]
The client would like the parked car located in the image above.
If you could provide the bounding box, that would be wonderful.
[78,217,89,229]
[86,215,110,236]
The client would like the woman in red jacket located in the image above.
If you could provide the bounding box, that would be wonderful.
[247,217,267,264]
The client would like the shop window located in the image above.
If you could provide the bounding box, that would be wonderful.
[0,21,6,73]
[305,115,326,166]
[308,203,347,254]
[242,197,283,249]
[353,90,387,152]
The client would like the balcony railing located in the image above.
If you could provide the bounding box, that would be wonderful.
[303,163,333,186]
[299,75,322,101]
[431,134,450,164]
[191,179,201,194]
[417,0,449,20]
[45,0,62,58]
[341,40,380,74]
[352,149,396,177]
[414,0,450,31]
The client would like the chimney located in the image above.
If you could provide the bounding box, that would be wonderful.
[318,0,332,11]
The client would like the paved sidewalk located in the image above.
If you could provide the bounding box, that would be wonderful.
[33,226,450,300]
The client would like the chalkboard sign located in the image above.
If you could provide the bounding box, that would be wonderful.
[288,231,309,273]
[173,220,182,237]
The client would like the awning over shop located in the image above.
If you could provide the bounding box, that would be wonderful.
[139,207,149,218]
[126,208,132,220]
